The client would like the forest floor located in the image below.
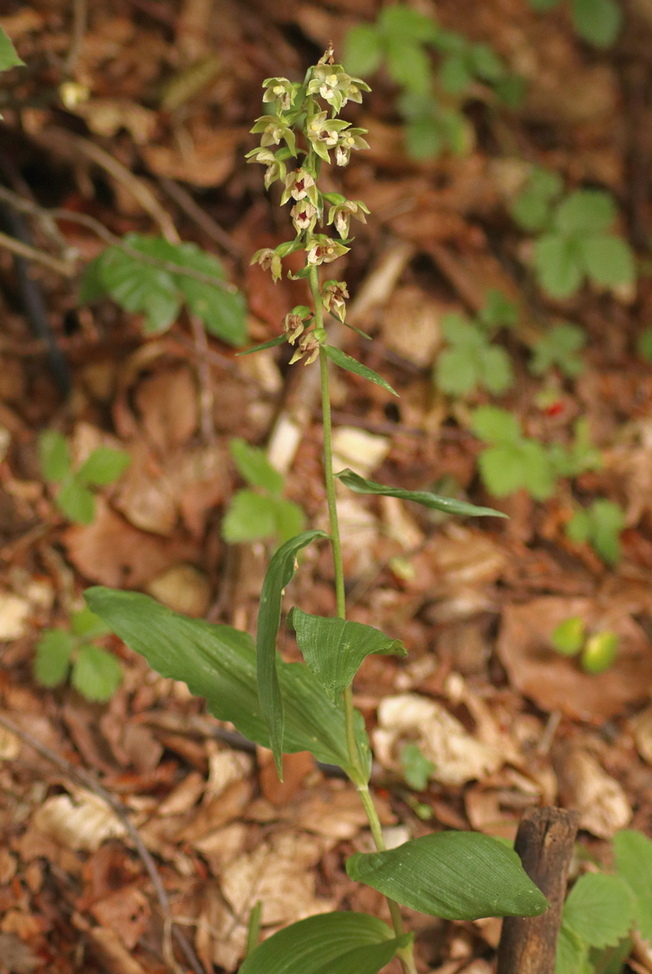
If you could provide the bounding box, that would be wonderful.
[1,0,652,972]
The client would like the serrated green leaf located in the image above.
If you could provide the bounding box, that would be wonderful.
[290,609,407,701]
[57,479,96,524]
[33,630,74,687]
[613,830,652,944]
[38,430,71,482]
[554,925,591,974]
[70,606,113,639]
[563,873,636,949]
[555,190,616,234]
[534,234,584,298]
[239,912,407,974]
[379,4,440,43]
[323,346,398,397]
[230,439,283,494]
[72,644,122,702]
[479,290,518,329]
[336,467,506,518]
[76,447,131,487]
[470,406,521,445]
[478,440,555,500]
[84,587,365,772]
[0,27,25,70]
[578,235,636,289]
[257,531,328,776]
[529,323,586,377]
[221,490,278,544]
[172,243,246,346]
[435,346,481,396]
[385,37,432,95]
[346,832,548,919]
[572,0,622,46]
[343,24,384,76]
[482,345,514,394]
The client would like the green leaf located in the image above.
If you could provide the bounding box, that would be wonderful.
[221,490,279,544]
[57,479,96,524]
[534,235,584,298]
[76,447,131,487]
[482,345,514,394]
[528,0,561,9]
[478,440,555,500]
[529,323,586,377]
[230,439,283,494]
[0,27,25,70]
[385,38,432,95]
[581,631,619,674]
[554,925,591,974]
[555,190,616,234]
[470,405,521,445]
[439,54,473,95]
[336,468,506,518]
[237,334,287,356]
[271,498,306,543]
[33,630,74,687]
[468,43,505,83]
[551,616,585,656]
[239,912,408,974]
[323,346,398,397]
[346,832,549,919]
[562,873,637,949]
[343,25,384,76]
[39,430,71,482]
[172,243,247,346]
[578,235,636,289]
[613,829,652,944]
[435,346,481,396]
[84,587,363,772]
[511,168,563,231]
[589,498,625,565]
[290,609,407,701]
[572,0,622,46]
[70,607,113,639]
[400,743,435,790]
[71,644,122,703]
[479,290,518,329]
[405,115,445,159]
[256,531,327,775]
[379,4,440,44]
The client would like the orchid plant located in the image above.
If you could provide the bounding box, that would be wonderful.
[85,49,547,973]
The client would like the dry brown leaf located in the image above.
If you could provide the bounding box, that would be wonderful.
[32,788,126,852]
[555,746,631,838]
[141,124,243,186]
[89,884,151,950]
[145,563,211,616]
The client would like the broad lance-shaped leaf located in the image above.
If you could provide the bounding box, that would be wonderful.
[290,608,407,701]
[239,911,410,974]
[84,587,368,774]
[346,832,549,920]
[257,530,327,776]
[323,345,398,397]
[336,468,507,518]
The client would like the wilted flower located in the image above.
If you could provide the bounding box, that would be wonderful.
[321,280,349,320]
[327,198,369,238]
[281,169,319,207]
[251,247,283,283]
[262,76,299,112]
[306,235,350,266]
[289,331,322,366]
[283,309,310,343]
[291,201,318,234]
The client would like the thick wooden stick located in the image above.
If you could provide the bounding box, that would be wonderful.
[496,806,579,974]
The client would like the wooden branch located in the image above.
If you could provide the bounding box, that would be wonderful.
[496,805,580,974]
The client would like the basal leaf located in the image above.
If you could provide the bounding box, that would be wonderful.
[323,346,398,397]
[257,531,328,776]
[34,630,74,687]
[613,830,652,944]
[290,608,407,701]
[221,490,279,544]
[346,831,549,919]
[336,468,506,518]
[239,912,407,974]
[562,873,636,949]
[76,447,131,487]
[470,405,521,445]
[38,429,71,482]
[72,644,122,703]
[84,587,360,771]
[230,438,284,494]
[57,479,96,524]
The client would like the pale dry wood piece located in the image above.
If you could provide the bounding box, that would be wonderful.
[496,806,580,974]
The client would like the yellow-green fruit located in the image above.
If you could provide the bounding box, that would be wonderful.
[581,631,619,674]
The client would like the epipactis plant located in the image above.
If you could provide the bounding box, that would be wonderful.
[84,50,547,974]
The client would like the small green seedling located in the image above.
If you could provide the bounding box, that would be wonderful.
[527,0,622,49]
[555,830,652,974]
[80,234,246,344]
[434,290,517,397]
[221,438,305,544]
[344,4,521,158]
[511,169,635,299]
[470,408,600,501]
[529,322,586,378]
[400,743,435,791]
[566,498,625,565]
[34,606,122,702]
[551,617,619,674]
[39,430,131,525]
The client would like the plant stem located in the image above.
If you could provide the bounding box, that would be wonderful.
[313,266,417,974]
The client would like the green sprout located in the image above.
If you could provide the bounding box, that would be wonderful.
[39,430,131,525]
[34,606,122,702]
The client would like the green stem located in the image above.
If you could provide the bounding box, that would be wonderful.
[312,266,417,974]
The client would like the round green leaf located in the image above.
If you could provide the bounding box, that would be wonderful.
[222,491,279,544]
[239,912,408,974]
[57,479,96,524]
[572,0,622,47]
[34,630,74,687]
[346,832,549,919]
[555,191,615,234]
[38,430,71,483]
[578,235,635,289]
[562,873,636,949]
[534,235,584,298]
[230,439,284,494]
[71,644,122,703]
[76,447,131,487]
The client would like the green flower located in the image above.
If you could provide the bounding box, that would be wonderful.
[306,235,350,266]
[321,280,349,320]
[251,247,283,282]
[250,115,297,155]
[305,112,351,162]
[307,64,370,113]
[262,76,300,112]
[291,201,318,234]
[327,199,369,238]
[334,128,369,167]
[281,169,320,207]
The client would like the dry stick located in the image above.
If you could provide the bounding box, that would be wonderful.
[0,228,74,276]
[188,311,217,443]
[496,805,580,974]
[159,176,243,259]
[0,713,204,974]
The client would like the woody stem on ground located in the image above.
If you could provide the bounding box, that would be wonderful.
[311,265,417,974]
